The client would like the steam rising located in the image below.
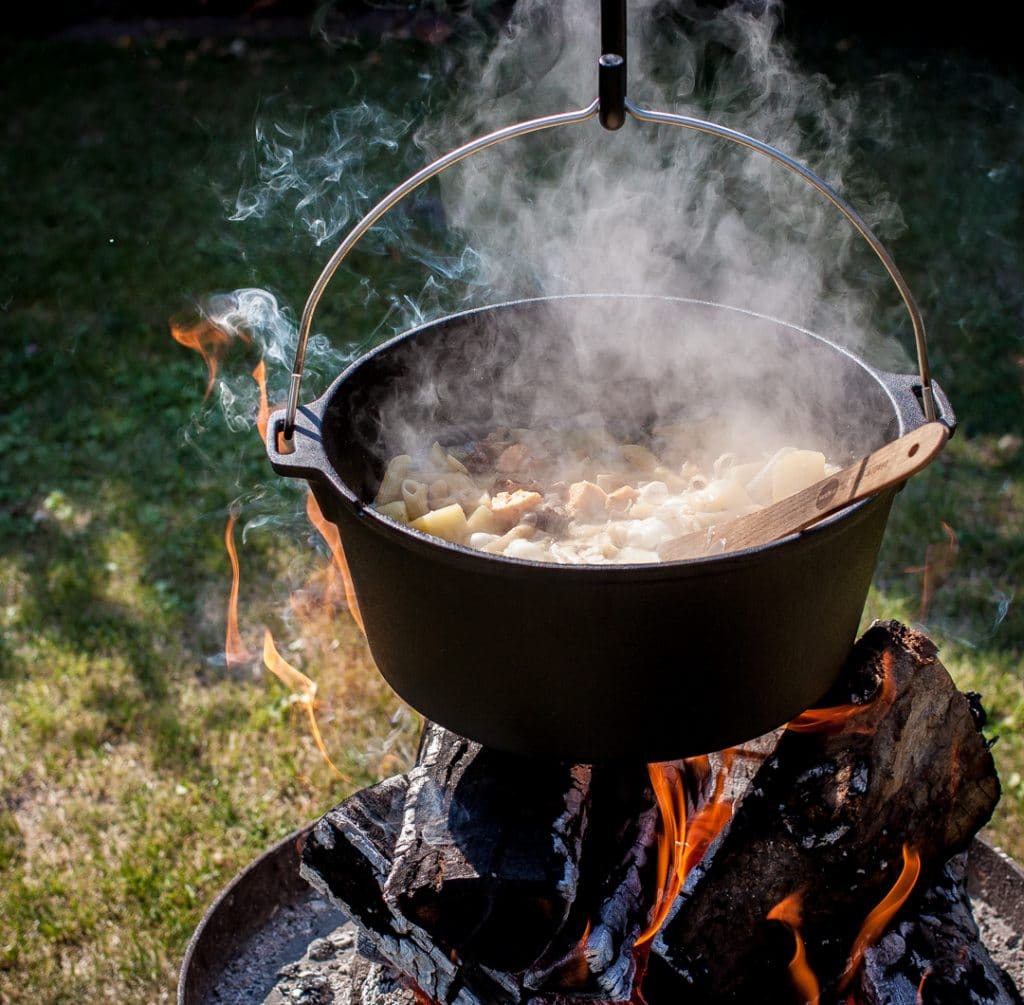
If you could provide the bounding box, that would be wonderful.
[414,0,905,343]
[199,1,921,517]
[361,0,914,470]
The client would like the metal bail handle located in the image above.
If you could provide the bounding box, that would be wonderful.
[280,7,937,446]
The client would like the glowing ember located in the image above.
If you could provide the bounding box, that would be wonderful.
[837,843,922,992]
[785,650,896,736]
[766,891,820,1003]
[261,629,350,782]
[224,510,251,667]
[170,315,246,399]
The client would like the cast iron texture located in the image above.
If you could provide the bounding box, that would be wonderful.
[268,295,954,762]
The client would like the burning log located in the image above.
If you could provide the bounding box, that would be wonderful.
[522,764,664,999]
[857,852,1023,1005]
[651,621,1002,1000]
[302,723,668,1003]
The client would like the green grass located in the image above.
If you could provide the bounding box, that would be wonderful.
[0,16,1021,1004]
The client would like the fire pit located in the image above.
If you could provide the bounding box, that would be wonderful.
[181,624,1023,1004]
[178,832,1024,1005]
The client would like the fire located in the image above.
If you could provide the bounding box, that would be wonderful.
[785,650,896,736]
[763,843,921,1000]
[224,510,251,667]
[634,762,687,947]
[837,843,921,991]
[304,492,365,634]
[766,891,820,1003]
[635,753,735,948]
[169,315,247,399]
[261,630,350,782]
[252,360,270,441]
[680,750,735,878]
[917,967,931,1002]
[906,521,958,623]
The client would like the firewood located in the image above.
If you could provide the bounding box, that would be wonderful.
[652,621,1002,1001]
[300,772,519,1004]
[524,763,663,1000]
[858,852,1023,1005]
[382,722,593,973]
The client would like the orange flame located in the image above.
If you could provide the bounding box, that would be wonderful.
[170,316,249,399]
[224,511,251,667]
[837,843,921,991]
[252,360,270,442]
[905,521,958,623]
[635,762,688,947]
[635,753,735,949]
[544,918,594,990]
[560,920,593,988]
[917,967,931,1002]
[786,650,896,736]
[305,492,365,634]
[680,750,735,878]
[767,891,821,1003]
[261,630,350,782]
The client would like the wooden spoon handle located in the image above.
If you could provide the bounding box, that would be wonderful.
[658,422,949,563]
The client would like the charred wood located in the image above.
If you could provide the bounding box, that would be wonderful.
[524,764,662,1000]
[858,853,1023,1005]
[300,772,517,1004]
[302,722,673,1004]
[383,722,593,973]
[652,621,1002,1001]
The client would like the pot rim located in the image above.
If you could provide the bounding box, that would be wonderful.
[268,293,937,573]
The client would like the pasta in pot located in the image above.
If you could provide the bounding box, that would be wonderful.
[373,420,838,564]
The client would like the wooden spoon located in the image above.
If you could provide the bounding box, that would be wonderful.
[658,421,949,562]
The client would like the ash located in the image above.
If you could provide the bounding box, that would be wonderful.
[201,886,416,1005]
[200,882,1018,1005]
[974,899,1024,990]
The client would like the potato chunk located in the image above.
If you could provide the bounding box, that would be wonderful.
[410,503,469,544]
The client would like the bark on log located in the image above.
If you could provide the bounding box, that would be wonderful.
[653,621,1002,1001]
[858,853,1023,1005]
[302,724,662,1003]
[300,772,518,1004]
[382,722,593,972]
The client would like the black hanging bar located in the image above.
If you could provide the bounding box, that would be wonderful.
[599,0,627,130]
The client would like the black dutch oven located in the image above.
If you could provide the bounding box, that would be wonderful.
[265,40,954,762]
[267,294,952,762]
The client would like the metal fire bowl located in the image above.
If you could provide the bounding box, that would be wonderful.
[178,824,1024,1005]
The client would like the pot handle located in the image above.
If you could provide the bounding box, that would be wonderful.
[279,95,939,448]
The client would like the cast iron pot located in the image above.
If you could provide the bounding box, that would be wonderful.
[267,293,953,762]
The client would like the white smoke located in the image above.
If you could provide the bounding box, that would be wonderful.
[414,0,907,358]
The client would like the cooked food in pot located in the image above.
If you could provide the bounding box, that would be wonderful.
[373,417,838,564]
